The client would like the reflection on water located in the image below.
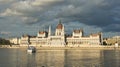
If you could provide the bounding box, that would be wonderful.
[64,50,102,67]
[103,50,120,67]
[0,48,120,67]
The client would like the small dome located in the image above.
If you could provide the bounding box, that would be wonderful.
[73,29,83,33]
[39,31,47,34]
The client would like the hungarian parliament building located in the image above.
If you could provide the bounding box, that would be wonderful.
[20,21,103,47]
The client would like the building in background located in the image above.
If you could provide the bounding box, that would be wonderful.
[19,21,103,47]
[106,36,120,45]
[9,37,20,45]
[67,30,102,47]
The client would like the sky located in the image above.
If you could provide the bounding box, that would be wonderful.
[0,0,120,38]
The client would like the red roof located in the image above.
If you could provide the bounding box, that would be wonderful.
[39,31,46,34]
[22,34,30,37]
[90,34,99,37]
[56,23,63,29]
[73,29,83,33]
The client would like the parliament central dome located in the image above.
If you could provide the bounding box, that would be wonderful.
[56,21,63,29]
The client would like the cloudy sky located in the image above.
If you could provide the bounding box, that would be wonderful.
[0,0,120,38]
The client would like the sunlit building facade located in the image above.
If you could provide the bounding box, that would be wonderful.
[106,36,120,45]
[9,37,20,45]
[20,21,102,47]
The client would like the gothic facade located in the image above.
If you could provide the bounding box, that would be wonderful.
[20,21,102,47]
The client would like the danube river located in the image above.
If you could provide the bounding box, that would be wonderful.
[0,48,120,67]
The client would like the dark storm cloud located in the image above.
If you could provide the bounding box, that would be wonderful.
[103,24,120,32]
[55,0,120,32]
[0,17,5,19]
[0,0,120,38]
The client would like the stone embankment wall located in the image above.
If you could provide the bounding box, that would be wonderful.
[0,45,20,48]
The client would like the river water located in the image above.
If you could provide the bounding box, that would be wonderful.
[0,48,120,67]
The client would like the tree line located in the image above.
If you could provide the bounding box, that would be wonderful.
[0,38,11,45]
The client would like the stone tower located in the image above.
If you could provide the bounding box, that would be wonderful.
[55,20,65,36]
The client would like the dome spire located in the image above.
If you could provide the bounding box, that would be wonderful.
[48,25,51,36]
[56,20,63,29]
[59,19,61,24]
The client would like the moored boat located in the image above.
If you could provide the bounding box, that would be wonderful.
[27,46,36,53]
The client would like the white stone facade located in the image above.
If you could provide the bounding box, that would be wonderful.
[20,22,102,47]
[10,38,20,44]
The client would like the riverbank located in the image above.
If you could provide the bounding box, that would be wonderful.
[0,45,119,50]
[0,45,19,48]
[36,46,119,50]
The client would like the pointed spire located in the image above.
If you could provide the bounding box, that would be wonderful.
[48,25,51,36]
[62,24,65,36]
[59,19,61,24]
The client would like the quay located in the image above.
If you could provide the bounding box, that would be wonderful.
[0,45,119,50]
[0,45,19,48]
[35,45,119,50]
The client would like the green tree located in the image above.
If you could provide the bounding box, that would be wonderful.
[0,38,11,45]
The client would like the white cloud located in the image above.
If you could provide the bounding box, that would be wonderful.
[21,17,38,24]
[31,0,63,6]
[0,0,14,2]
[0,0,63,23]
[0,8,23,16]
[0,31,11,35]
[0,0,63,16]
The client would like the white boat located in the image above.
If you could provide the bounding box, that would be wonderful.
[115,42,119,48]
[27,46,36,53]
